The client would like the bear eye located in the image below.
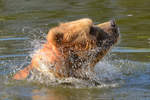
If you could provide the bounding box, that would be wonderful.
[89,27,96,36]
[55,33,63,44]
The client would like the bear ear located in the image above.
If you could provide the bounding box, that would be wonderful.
[47,27,64,46]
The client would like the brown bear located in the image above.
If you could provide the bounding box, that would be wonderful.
[13,18,119,80]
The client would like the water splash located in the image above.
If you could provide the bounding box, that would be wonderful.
[3,28,149,88]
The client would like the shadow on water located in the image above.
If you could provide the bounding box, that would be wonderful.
[0,0,150,100]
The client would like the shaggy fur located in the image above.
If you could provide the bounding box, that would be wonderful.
[13,18,119,80]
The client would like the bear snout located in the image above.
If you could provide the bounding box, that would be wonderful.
[110,19,116,27]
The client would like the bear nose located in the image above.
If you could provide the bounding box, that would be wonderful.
[110,19,116,27]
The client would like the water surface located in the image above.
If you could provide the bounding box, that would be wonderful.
[0,0,150,100]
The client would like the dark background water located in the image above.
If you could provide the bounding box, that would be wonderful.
[0,0,150,100]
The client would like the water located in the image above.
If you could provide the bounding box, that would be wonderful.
[0,0,150,100]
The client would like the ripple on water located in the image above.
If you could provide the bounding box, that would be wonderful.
[112,47,150,53]
[0,37,28,41]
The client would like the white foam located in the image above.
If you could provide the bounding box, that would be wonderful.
[94,60,122,82]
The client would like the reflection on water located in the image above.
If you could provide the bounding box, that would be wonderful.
[0,0,150,100]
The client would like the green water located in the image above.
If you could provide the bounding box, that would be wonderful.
[0,0,150,100]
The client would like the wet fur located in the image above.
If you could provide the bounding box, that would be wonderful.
[13,18,119,80]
